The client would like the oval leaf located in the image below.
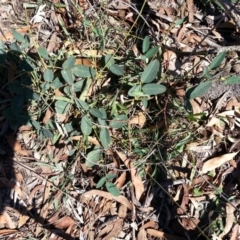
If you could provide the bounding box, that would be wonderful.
[55,100,69,114]
[225,76,240,84]
[104,54,115,68]
[62,56,76,69]
[61,69,74,85]
[105,174,117,180]
[38,47,50,60]
[75,99,89,111]
[187,81,212,100]
[142,83,166,95]
[100,128,111,149]
[12,30,25,43]
[209,52,226,70]
[142,36,150,54]
[96,177,106,188]
[105,182,120,196]
[73,65,96,78]
[109,64,124,76]
[44,69,54,82]
[128,85,145,97]
[89,108,103,118]
[81,115,92,136]
[141,59,160,83]
[143,46,159,59]
[110,115,128,128]
[86,149,103,168]
[74,80,84,92]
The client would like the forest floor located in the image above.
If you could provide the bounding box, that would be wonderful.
[1,0,240,239]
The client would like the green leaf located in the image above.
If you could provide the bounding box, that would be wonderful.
[174,17,187,26]
[105,174,117,180]
[98,108,107,119]
[55,100,69,114]
[128,85,146,97]
[89,108,103,118]
[187,81,212,99]
[38,47,50,60]
[143,46,159,59]
[42,128,53,138]
[61,69,74,85]
[81,115,92,135]
[31,120,41,130]
[224,76,240,84]
[100,128,111,149]
[62,56,76,69]
[110,115,128,128]
[98,118,107,127]
[96,177,106,188]
[12,30,25,43]
[142,83,166,95]
[51,78,63,89]
[109,64,124,76]
[75,99,89,111]
[141,59,160,83]
[209,52,226,70]
[74,80,84,92]
[142,36,150,53]
[72,65,96,78]
[105,182,120,196]
[43,69,54,82]
[86,149,103,168]
[142,98,148,109]
[104,54,115,68]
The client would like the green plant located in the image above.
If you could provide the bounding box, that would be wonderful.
[96,174,120,196]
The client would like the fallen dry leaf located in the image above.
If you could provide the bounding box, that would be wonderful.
[0,229,18,235]
[115,171,126,189]
[0,24,39,40]
[18,214,30,228]
[129,112,146,128]
[102,219,123,240]
[75,57,92,66]
[81,190,133,210]
[189,99,203,114]
[201,152,239,174]
[70,135,101,146]
[137,228,147,240]
[43,108,53,124]
[146,228,187,240]
[116,151,144,201]
[6,135,29,156]
[54,216,75,229]
[3,210,16,229]
[219,203,236,238]
[230,224,239,240]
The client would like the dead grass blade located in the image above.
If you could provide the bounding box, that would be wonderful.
[201,152,239,174]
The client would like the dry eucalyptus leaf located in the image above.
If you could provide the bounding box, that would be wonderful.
[201,152,239,174]
[146,228,187,240]
[81,190,133,210]
[129,112,146,128]
[116,151,144,201]
[219,203,235,238]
